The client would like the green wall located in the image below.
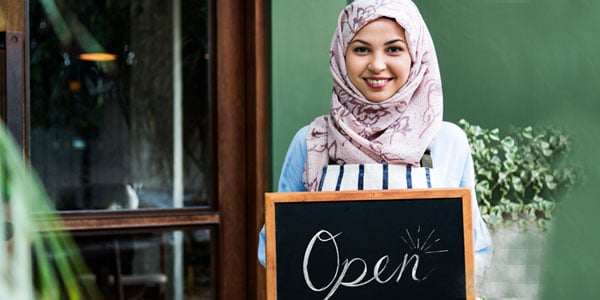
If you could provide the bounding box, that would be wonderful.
[270,0,347,189]
[421,0,593,132]
[270,1,600,296]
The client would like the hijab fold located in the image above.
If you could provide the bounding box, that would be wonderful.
[303,0,443,191]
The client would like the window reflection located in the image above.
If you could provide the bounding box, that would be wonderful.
[37,229,214,299]
[29,0,210,210]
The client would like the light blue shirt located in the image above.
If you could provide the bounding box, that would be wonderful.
[258,121,492,278]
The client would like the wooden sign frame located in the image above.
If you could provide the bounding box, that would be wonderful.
[265,188,475,300]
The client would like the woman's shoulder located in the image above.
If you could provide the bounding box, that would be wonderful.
[283,125,311,165]
[277,125,311,192]
[430,121,471,162]
[286,125,310,153]
[429,122,472,186]
[438,121,468,139]
[294,125,310,141]
[434,121,469,147]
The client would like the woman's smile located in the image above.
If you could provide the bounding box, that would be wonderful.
[364,77,392,89]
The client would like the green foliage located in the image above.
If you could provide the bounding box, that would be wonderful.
[0,124,100,299]
[459,119,579,231]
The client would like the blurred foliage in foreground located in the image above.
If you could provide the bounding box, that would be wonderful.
[0,123,100,299]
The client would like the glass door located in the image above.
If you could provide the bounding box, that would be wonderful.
[29,0,211,211]
[1,0,268,298]
[28,0,214,298]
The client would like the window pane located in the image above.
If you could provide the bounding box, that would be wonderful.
[28,0,211,210]
[37,228,214,299]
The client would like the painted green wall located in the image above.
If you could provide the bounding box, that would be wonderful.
[270,0,347,189]
[420,0,579,129]
[269,1,600,295]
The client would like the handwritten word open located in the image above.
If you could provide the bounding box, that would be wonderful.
[303,229,443,300]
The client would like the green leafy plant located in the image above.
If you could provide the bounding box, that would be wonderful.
[1,124,100,299]
[459,119,578,230]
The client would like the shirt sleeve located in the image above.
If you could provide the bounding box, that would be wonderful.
[461,136,493,278]
[277,126,310,192]
[258,126,310,267]
[431,122,493,280]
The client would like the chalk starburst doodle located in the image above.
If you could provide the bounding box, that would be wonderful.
[400,225,449,255]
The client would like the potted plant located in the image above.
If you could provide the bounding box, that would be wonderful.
[459,119,579,299]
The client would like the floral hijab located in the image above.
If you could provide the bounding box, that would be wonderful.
[303,0,443,191]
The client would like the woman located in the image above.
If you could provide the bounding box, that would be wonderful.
[259,0,491,282]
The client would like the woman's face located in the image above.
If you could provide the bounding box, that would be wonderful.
[345,18,412,103]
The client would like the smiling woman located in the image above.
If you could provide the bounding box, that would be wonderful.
[260,0,492,293]
[345,18,412,103]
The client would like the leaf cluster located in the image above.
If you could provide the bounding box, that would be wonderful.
[459,119,579,230]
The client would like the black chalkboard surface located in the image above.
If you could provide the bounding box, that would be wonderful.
[265,188,475,300]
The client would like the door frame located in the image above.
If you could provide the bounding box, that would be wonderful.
[0,0,267,299]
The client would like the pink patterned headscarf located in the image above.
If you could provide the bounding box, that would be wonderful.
[303,0,443,191]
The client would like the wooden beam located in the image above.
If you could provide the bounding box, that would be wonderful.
[0,0,25,32]
[216,0,248,298]
[35,209,220,233]
[1,31,28,156]
[245,0,268,299]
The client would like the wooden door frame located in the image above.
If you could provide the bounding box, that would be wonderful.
[215,0,267,299]
[0,0,267,299]
[0,0,29,159]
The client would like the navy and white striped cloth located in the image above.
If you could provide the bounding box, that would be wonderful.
[318,164,440,191]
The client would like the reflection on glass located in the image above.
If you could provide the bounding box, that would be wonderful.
[28,0,210,210]
[37,229,213,299]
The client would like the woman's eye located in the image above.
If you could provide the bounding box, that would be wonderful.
[353,47,369,54]
[387,46,404,53]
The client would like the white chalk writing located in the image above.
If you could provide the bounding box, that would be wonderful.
[302,228,447,299]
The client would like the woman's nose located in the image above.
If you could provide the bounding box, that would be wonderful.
[368,54,386,73]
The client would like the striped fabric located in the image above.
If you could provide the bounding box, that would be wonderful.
[318,164,439,191]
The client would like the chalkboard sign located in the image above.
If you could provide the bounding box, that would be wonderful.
[265,188,475,300]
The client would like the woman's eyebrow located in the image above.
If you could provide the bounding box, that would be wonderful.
[385,39,407,45]
[349,38,407,46]
[349,39,370,45]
